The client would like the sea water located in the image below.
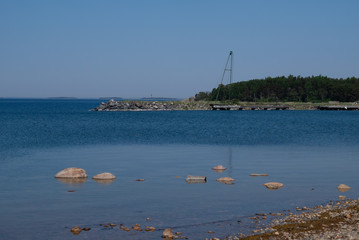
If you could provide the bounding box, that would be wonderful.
[0,99,359,239]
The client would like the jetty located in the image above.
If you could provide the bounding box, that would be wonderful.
[317,106,359,111]
[210,104,289,111]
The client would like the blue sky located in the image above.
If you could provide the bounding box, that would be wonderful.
[1,0,358,98]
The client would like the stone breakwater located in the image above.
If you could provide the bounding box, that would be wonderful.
[92,99,211,111]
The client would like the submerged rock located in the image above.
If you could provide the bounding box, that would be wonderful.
[250,173,269,176]
[263,182,284,190]
[216,177,235,184]
[338,195,346,201]
[120,225,130,232]
[145,226,156,232]
[212,165,226,171]
[55,167,87,178]
[71,226,82,235]
[185,175,207,184]
[132,224,142,231]
[92,172,116,180]
[337,184,351,192]
[162,228,175,239]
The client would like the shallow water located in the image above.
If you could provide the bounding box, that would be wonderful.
[0,99,358,239]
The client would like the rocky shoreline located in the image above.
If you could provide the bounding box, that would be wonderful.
[92,99,359,111]
[92,99,211,111]
[224,197,359,240]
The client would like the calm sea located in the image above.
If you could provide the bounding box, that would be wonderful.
[0,99,359,240]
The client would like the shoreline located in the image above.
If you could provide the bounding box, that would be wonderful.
[224,197,359,240]
[92,100,359,112]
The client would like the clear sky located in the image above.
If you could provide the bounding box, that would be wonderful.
[1,0,358,98]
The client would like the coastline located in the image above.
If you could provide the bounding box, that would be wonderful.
[92,99,359,111]
[224,197,359,240]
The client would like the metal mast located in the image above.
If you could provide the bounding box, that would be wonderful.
[216,51,233,101]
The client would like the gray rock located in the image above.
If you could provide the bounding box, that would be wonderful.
[92,172,116,180]
[55,167,88,178]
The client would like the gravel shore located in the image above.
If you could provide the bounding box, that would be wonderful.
[224,198,359,240]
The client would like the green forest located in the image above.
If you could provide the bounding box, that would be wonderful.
[195,75,359,102]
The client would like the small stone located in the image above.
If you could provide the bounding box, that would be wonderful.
[274,231,279,235]
[263,182,283,190]
[92,172,116,180]
[136,179,145,181]
[256,213,267,216]
[175,232,182,235]
[250,173,268,176]
[120,225,130,232]
[212,165,226,171]
[71,226,82,235]
[109,223,116,227]
[185,175,206,183]
[132,224,142,231]
[55,168,88,178]
[82,227,91,231]
[162,228,175,239]
[145,226,156,232]
[338,195,346,201]
[208,231,215,233]
[216,177,235,184]
[146,217,150,221]
[337,184,351,192]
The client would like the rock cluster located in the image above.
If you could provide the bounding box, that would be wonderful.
[55,168,116,182]
[92,100,211,111]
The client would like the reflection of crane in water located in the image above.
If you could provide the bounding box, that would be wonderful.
[228,147,233,176]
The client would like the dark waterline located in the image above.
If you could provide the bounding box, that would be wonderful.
[0,99,358,239]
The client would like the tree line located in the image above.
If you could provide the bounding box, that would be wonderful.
[195,75,359,102]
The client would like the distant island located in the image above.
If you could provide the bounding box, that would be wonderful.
[98,97,123,101]
[47,97,78,99]
[195,75,359,102]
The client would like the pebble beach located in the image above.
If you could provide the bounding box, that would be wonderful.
[224,198,359,240]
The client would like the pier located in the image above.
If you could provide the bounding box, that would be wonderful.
[210,104,289,111]
[317,106,359,111]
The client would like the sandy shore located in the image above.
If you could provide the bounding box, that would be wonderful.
[223,198,359,240]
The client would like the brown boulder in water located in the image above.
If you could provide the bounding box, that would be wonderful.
[162,228,175,239]
[71,226,82,235]
[92,172,116,180]
[337,184,351,192]
[216,177,235,184]
[55,168,87,178]
[212,165,226,171]
[263,182,283,190]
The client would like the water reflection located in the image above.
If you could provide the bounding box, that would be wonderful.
[93,179,115,185]
[56,178,87,185]
[228,147,232,175]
